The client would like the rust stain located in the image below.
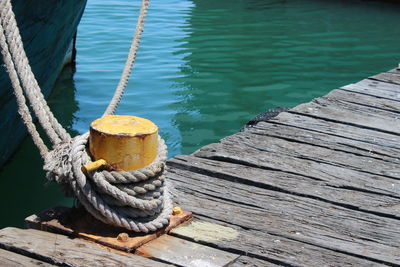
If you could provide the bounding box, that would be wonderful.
[28,206,192,253]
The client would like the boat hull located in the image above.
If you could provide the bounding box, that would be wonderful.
[0,0,87,167]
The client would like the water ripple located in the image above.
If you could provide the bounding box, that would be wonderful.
[74,0,400,157]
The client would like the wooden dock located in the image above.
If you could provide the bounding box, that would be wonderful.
[1,67,400,266]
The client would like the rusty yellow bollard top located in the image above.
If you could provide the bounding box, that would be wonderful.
[88,115,158,171]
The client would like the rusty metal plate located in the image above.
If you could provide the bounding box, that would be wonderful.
[25,206,192,252]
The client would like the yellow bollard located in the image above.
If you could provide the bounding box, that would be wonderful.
[89,115,158,171]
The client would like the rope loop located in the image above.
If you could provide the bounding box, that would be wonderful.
[0,0,172,232]
[44,134,171,233]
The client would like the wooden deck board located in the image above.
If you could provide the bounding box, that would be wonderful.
[222,129,399,180]
[194,138,399,198]
[168,166,400,265]
[169,217,382,267]
[166,68,400,266]
[370,71,400,85]
[291,96,400,135]
[228,256,283,267]
[342,80,400,102]
[267,112,400,156]
[0,248,55,266]
[250,121,400,165]
[0,227,171,266]
[136,234,239,266]
[1,68,400,266]
[327,89,400,114]
[169,155,400,219]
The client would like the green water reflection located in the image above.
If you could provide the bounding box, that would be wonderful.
[173,0,400,153]
[0,66,77,228]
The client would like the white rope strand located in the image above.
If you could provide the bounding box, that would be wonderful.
[103,0,149,116]
[0,22,48,158]
[0,0,70,146]
[0,0,171,233]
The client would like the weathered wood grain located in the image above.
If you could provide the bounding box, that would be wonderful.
[169,155,400,219]
[327,89,400,114]
[268,112,400,154]
[0,248,54,266]
[167,173,392,266]
[387,68,400,75]
[228,256,283,267]
[291,94,400,135]
[250,121,400,163]
[194,140,400,198]
[165,69,400,266]
[370,71,400,85]
[4,67,399,267]
[223,130,400,180]
[341,79,400,102]
[170,218,381,267]
[0,227,171,267]
[136,234,239,266]
[169,167,400,265]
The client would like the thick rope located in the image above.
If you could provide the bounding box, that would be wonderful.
[0,21,48,158]
[103,0,149,116]
[44,134,171,233]
[0,0,171,232]
[0,0,70,146]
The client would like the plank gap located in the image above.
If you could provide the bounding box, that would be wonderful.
[169,163,400,221]
[288,110,400,137]
[169,226,292,267]
[172,213,395,267]
[339,88,400,104]
[248,130,396,163]
[0,241,64,267]
[258,121,400,156]
[369,77,400,86]
[192,153,325,182]
[333,89,400,114]
[235,135,400,182]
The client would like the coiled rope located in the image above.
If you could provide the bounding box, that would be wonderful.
[0,0,172,233]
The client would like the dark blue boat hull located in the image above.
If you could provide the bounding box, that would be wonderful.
[0,0,87,167]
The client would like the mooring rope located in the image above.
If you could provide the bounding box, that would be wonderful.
[0,0,70,147]
[0,0,171,233]
[103,0,149,116]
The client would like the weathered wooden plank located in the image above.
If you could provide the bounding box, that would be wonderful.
[0,248,54,266]
[250,120,400,163]
[169,218,381,267]
[387,68,400,74]
[360,77,400,92]
[291,94,400,135]
[223,130,400,180]
[169,155,400,219]
[136,234,239,266]
[194,140,400,198]
[269,112,400,154]
[228,256,282,267]
[169,167,400,265]
[341,79,400,102]
[370,71,400,85]
[327,89,400,114]
[0,227,171,267]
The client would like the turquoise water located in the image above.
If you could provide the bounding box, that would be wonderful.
[1,0,399,228]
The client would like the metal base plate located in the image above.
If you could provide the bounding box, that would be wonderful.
[25,206,192,252]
